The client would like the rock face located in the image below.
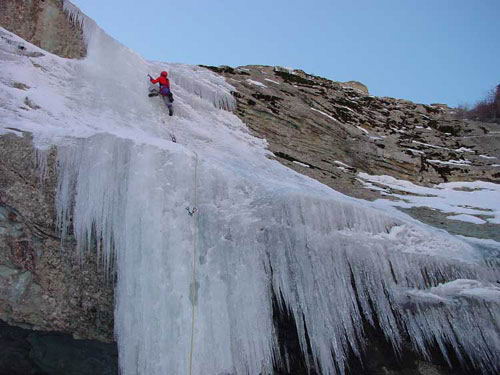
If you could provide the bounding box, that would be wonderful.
[0,0,86,59]
[209,65,499,192]
[0,133,114,342]
[203,64,500,239]
[340,80,369,95]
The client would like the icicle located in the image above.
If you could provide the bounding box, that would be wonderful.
[62,0,98,46]
[170,64,237,111]
[35,147,50,184]
[56,135,500,374]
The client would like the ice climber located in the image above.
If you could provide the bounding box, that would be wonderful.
[149,71,174,116]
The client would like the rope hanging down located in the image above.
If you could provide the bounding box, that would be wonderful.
[188,151,199,375]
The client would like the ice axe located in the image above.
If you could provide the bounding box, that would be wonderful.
[147,74,159,97]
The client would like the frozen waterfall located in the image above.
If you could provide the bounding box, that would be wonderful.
[0,1,498,374]
[55,133,500,375]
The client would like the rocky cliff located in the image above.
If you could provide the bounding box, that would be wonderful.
[206,65,499,190]
[0,134,113,341]
[203,64,499,240]
[0,134,115,373]
[0,0,86,59]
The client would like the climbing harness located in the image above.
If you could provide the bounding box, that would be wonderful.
[187,151,199,375]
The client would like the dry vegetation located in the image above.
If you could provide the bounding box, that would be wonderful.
[457,84,500,123]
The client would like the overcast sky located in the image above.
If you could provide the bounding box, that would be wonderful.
[72,0,499,107]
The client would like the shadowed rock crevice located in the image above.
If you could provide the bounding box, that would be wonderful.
[0,320,118,375]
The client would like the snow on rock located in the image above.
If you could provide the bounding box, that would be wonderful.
[292,160,310,168]
[274,66,295,74]
[264,78,280,85]
[406,148,424,154]
[358,173,500,225]
[356,125,369,134]
[356,177,390,193]
[246,79,267,88]
[447,214,487,225]
[427,159,471,166]
[1,3,499,374]
[334,161,353,169]
[311,107,337,121]
[455,147,474,153]
[412,140,450,150]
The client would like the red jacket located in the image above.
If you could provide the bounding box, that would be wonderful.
[150,76,170,88]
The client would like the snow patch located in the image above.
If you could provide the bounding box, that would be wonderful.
[264,78,280,85]
[246,79,267,88]
[311,107,336,121]
[334,161,353,169]
[356,125,369,134]
[406,148,424,154]
[412,141,450,150]
[447,214,487,225]
[455,147,474,153]
[292,160,310,168]
[427,159,471,166]
[358,173,500,225]
[274,66,295,74]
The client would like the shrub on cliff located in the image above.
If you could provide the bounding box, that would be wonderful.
[458,84,500,123]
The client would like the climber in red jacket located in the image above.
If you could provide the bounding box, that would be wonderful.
[149,71,174,116]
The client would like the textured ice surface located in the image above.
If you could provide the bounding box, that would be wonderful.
[1,2,500,374]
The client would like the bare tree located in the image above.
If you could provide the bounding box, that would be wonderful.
[462,84,500,123]
[494,84,500,121]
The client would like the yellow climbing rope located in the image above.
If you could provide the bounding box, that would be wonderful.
[188,152,199,375]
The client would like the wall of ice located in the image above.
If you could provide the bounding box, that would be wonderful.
[1,1,499,374]
[56,133,500,375]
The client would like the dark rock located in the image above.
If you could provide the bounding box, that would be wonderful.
[0,320,118,375]
[274,70,317,86]
[11,82,30,91]
[29,333,118,375]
